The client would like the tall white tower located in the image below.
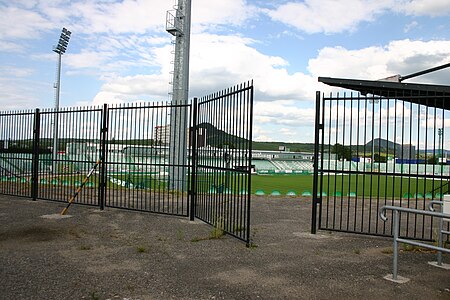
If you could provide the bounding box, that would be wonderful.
[166,0,192,190]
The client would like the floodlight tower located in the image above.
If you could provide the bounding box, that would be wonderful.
[52,27,71,174]
[166,0,191,190]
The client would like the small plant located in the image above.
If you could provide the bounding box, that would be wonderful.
[381,248,393,254]
[191,237,203,243]
[247,242,258,249]
[248,227,258,249]
[234,225,245,233]
[176,229,185,241]
[402,243,415,252]
[90,292,100,300]
[353,249,361,255]
[79,245,91,250]
[157,236,167,242]
[137,246,146,253]
[210,227,225,239]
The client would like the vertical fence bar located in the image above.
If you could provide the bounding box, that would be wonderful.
[99,104,108,210]
[312,91,322,234]
[190,98,198,221]
[32,108,41,200]
[246,82,254,246]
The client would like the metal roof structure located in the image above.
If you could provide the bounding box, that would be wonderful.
[318,76,450,110]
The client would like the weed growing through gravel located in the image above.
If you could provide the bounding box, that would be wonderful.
[248,227,258,249]
[381,248,393,254]
[79,245,91,250]
[176,229,185,241]
[137,246,146,253]
[353,249,361,255]
[90,292,100,300]
[210,227,225,239]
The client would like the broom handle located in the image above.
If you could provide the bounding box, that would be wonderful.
[60,160,101,215]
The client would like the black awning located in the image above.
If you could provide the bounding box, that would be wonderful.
[318,77,450,110]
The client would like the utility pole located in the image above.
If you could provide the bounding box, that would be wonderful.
[166,0,192,191]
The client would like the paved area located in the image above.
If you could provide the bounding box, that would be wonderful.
[0,195,449,299]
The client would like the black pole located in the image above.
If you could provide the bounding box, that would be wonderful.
[31,108,41,200]
[245,82,254,247]
[400,62,450,82]
[311,91,322,234]
[99,104,108,210]
[189,98,198,221]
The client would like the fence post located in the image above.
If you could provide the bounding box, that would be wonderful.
[311,91,322,234]
[98,104,108,210]
[31,108,40,201]
[189,98,198,221]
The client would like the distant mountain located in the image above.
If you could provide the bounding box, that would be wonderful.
[365,138,398,150]
[197,122,247,148]
[197,123,316,152]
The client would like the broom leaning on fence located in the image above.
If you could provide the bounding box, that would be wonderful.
[60,160,101,215]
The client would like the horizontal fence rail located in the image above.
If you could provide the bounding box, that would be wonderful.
[313,90,450,241]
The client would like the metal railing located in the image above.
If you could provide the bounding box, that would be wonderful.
[380,204,450,282]
[313,90,450,240]
[0,81,254,245]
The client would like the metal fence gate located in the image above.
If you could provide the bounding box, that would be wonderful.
[0,82,253,244]
[312,85,450,241]
[192,82,254,244]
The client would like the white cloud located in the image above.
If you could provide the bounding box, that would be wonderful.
[0,66,34,78]
[189,33,318,101]
[191,0,257,32]
[0,77,44,109]
[0,6,54,40]
[253,100,316,142]
[395,0,450,17]
[69,0,169,34]
[266,0,392,34]
[404,21,419,33]
[92,32,319,104]
[307,39,450,84]
[266,0,450,34]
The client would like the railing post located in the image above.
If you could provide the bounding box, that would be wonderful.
[189,98,198,221]
[98,104,108,210]
[437,210,444,266]
[31,108,41,201]
[311,91,322,234]
[392,209,399,280]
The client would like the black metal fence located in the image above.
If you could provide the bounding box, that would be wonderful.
[193,82,253,242]
[0,82,253,244]
[312,90,450,240]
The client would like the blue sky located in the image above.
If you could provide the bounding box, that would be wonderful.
[1,0,450,143]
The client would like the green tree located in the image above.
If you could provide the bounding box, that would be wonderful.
[332,143,352,161]
[427,155,438,165]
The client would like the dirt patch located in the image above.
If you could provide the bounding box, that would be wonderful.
[0,195,448,299]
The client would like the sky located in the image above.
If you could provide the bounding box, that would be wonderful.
[1,0,450,144]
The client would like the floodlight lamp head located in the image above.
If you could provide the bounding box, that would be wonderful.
[53,27,71,55]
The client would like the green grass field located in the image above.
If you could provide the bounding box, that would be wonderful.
[251,174,448,198]
[34,172,449,198]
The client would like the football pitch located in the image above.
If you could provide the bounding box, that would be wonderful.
[36,172,448,198]
[251,174,448,198]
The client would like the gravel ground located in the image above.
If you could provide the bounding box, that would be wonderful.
[0,194,449,300]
